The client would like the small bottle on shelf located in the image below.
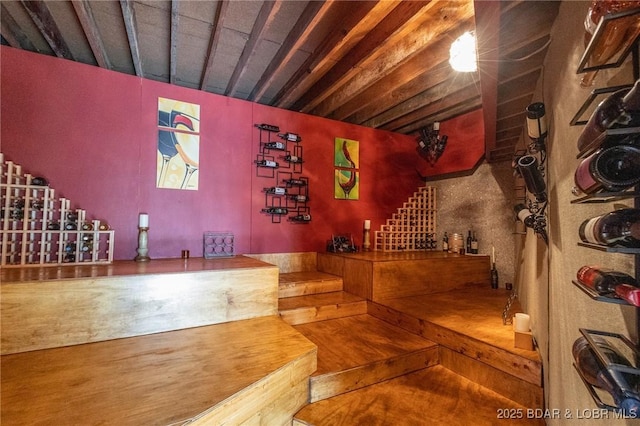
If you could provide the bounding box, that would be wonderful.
[579,208,640,248]
[466,230,472,253]
[442,232,449,252]
[471,232,478,254]
[491,263,499,289]
[577,79,640,152]
[574,143,640,194]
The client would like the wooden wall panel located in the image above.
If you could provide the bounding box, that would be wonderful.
[1,257,279,354]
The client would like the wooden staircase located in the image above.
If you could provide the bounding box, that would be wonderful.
[262,252,544,425]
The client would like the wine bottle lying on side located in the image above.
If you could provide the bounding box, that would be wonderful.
[577,266,640,307]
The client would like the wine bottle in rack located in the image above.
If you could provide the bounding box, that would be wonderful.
[47,221,61,230]
[577,79,640,152]
[579,208,640,248]
[289,214,311,222]
[283,178,307,186]
[264,141,286,150]
[264,187,287,195]
[572,336,640,414]
[262,207,288,215]
[283,154,303,164]
[288,194,308,202]
[255,123,280,132]
[574,143,640,194]
[31,176,48,186]
[255,159,279,168]
[278,132,302,143]
[577,265,640,306]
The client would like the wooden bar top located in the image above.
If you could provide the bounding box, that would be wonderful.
[322,250,487,262]
[1,316,317,425]
[1,255,276,283]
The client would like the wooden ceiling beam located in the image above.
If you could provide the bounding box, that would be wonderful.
[169,0,179,85]
[272,1,396,109]
[249,0,333,102]
[225,0,283,97]
[1,4,36,51]
[120,0,143,77]
[200,0,228,90]
[292,1,432,113]
[393,97,482,135]
[311,1,475,118]
[21,0,73,60]
[72,0,110,69]
[332,18,476,124]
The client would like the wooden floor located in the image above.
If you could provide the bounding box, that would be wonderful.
[294,365,545,426]
[1,316,316,425]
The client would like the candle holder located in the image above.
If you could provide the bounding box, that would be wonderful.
[135,227,150,262]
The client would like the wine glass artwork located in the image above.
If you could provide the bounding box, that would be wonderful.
[157,98,200,190]
[334,138,359,200]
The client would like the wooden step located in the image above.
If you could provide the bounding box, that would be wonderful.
[278,291,367,325]
[279,271,343,298]
[1,316,317,425]
[294,314,438,402]
[293,366,544,426]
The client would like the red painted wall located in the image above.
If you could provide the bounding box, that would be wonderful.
[1,46,483,259]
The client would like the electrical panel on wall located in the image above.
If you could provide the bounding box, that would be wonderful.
[254,124,311,224]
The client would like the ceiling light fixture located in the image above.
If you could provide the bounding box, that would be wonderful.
[449,31,477,72]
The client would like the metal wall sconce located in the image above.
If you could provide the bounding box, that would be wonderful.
[417,122,448,166]
[514,102,549,244]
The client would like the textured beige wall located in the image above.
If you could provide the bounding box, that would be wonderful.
[429,161,516,288]
[518,1,638,424]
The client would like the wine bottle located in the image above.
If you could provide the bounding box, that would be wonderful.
[264,141,286,150]
[81,222,94,231]
[64,222,78,230]
[577,265,640,306]
[283,178,307,186]
[491,263,499,289]
[579,208,640,248]
[255,159,279,168]
[574,144,640,194]
[279,132,301,143]
[442,232,449,252]
[255,123,280,132]
[288,194,308,202]
[471,232,478,254]
[581,1,640,87]
[264,187,287,195]
[514,204,536,228]
[31,176,48,186]
[577,79,640,152]
[572,336,640,415]
[262,207,288,215]
[289,214,311,222]
[283,154,303,163]
[47,221,61,230]
[98,221,110,231]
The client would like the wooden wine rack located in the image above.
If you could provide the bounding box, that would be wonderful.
[374,186,437,251]
[1,153,115,267]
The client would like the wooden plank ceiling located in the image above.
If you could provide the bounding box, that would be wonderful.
[1,0,559,163]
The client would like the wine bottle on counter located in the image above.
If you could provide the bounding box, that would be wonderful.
[471,232,478,254]
[577,266,640,306]
[442,232,449,252]
[572,336,640,415]
[574,143,640,194]
[579,208,640,248]
[491,263,499,289]
[577,79,640,152]
[466,230,472,253]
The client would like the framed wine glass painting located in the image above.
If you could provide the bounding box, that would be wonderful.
[334,138,359,200]
[157,97,201,190]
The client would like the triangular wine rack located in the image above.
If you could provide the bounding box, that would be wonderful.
[1,153,115,267]
[374,186,437,251]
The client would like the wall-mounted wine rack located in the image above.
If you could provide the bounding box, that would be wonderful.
[570,16,640,413]
[1,153,115,267]
[254,124,311,223]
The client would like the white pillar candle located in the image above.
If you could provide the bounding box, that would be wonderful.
[433,122,440,131]
[139,213,149,228]
[364,220,371,230]
[514,313,530,332]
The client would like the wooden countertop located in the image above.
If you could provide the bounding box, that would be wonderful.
[1,316,317,425]
[1,255,276,283]
[321,250,488,262]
